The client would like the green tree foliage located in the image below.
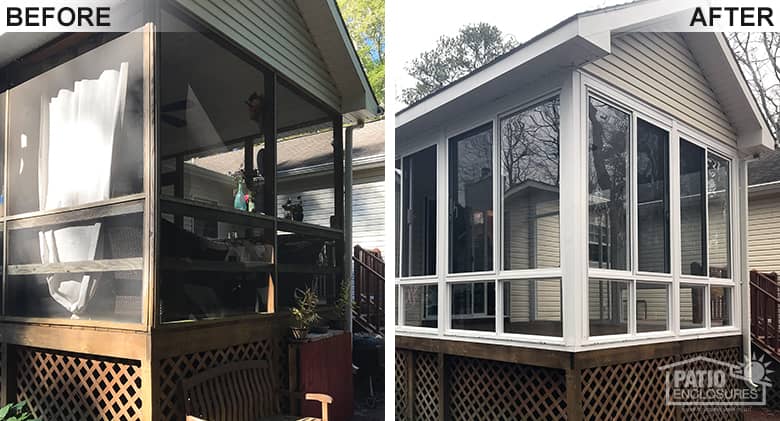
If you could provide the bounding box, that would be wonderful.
[401,23,518,105]
[338,0,385,106]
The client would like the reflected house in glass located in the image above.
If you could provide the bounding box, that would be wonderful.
[0,1,379,419]
[394,2,774,419]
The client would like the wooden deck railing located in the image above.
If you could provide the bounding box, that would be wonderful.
[352,245,384,336]
[750,270,780,357]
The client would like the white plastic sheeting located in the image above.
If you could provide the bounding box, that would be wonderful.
[37,63,129,317]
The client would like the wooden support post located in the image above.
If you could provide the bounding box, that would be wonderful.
[263,72,277,313]
[0,343,18,406]
[406,350,415,420]
[437,352,448,420]
[333,116,344,230]
[142,338,160,421]
[565,367,583,421]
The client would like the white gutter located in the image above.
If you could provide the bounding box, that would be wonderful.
[345,120,365,333]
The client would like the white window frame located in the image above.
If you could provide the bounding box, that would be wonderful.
[395,70,742,351]
[580,73,740,347]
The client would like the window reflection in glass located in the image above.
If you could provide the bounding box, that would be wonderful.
[450,282,495,331]
[449,125,493,273]
[708,154,730,278]
[501,97,560,270]
[402,146,437,277]
[680,140,707,276]
[503,278,562,337]
[710,286,732,327]
[636,119,669,273]
[680,284,705,329]
[589,279,629,336]
[401,284,437,328]
[636,282,668,332]
[588,97,630,270]
[7,32,144,215]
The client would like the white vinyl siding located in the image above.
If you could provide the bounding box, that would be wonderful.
[175,0,341,110]
[278,176,385,253]
[748,192,780,273]
[583,33,737,145]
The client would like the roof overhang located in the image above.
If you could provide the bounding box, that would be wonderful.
[396,0,773,155]
[295,0,381,122]
[0,1,381,122]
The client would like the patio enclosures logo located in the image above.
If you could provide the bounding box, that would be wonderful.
[659,354,773,406]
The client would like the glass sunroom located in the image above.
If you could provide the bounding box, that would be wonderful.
[0,1,378,419]
[395,37,771,353]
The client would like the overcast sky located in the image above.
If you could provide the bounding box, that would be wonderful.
[389,0,627,104]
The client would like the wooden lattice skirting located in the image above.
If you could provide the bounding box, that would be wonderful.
[14,347,143,421]
[397,338,745,421]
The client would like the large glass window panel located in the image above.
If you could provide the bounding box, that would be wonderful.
[7,209,144,322]
[160,12,271,215]
[402,146,437,277]
[401,284,437,328]
[680,284,705,329]
[275,83,336,228]
[450,281,495,331]
[449,125,493,273]
[589,279,629,336]
[588,97,630,270]
[503,279,562,337]
[7,32,144,215]
[159,207,274,322]
[500,97,560,270]
[708,154,731,278]
[710,286,732,327]
[636,282,669,333]
[636,120,669,273]
[276,229,341,310]
[680,140,707,276]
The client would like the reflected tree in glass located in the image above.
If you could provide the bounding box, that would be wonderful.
[636,119,669,273]
[708,154,730,278]
[588,97,630,270]
[500,97,560,270]
[449,125,493,273]
[680,140,706,276]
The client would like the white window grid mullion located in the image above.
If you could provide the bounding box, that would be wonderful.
[438,135,448,336]
[670,121,681,336]
[496,279,504,335]
[630,112,638,277]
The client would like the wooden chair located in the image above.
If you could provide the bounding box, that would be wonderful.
[180,360,332,421]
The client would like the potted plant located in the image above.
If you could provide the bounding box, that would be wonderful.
[290,288,321,340]
[333,279,351,330]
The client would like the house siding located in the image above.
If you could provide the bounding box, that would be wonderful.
[583,33,737,145]
[748,191,780,274]
[278,173,385,253]
[175,0,341,111]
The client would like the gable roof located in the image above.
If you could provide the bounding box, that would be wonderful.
[0,0,379,122]
[396,0,773,155]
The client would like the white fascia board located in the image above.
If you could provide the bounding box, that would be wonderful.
[396,18,592,128]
